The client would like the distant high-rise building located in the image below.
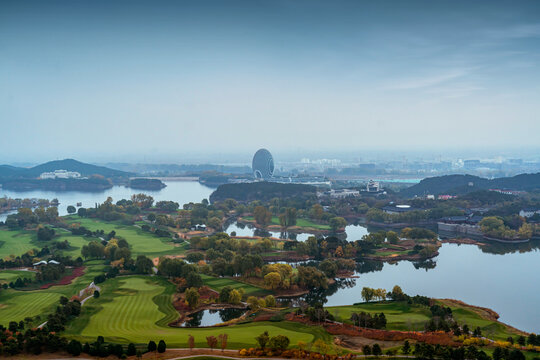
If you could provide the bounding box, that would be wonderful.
[252,148,274,179]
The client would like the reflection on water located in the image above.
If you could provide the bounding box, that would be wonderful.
[225,221,368,242]
[0,181,215,222]
[182,308,245,327]
[286,243,539,333]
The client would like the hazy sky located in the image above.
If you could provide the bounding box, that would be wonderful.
[1,0,540,163]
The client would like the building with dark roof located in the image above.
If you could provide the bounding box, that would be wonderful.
[252,148,274,180]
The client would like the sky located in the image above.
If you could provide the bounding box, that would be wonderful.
[1,0,540,163]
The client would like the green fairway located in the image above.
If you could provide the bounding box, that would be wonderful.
[63,216,182,257]
[0,261,106,326]
[65,276,326,348]
[0,269,36,284]
[327,301,432,331]
[201,274,269,297]
[0,229,36,259]
[439,301,522,341]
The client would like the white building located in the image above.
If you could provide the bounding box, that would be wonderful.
[367,180,381,192]
[327,189,360,198]
[40,169,81,179]
[519,209,540,218]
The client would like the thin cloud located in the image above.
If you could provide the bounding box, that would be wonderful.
[386,69,469,90]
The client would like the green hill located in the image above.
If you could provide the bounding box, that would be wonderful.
[400,173,540,197]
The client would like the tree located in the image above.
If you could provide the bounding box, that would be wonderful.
[157,340,166,353]
[147,341,157,352]
[127,343,137,356]
[387,231,399,244]
[147,213,156,222]
[206,336,218,351]
[135,255,154,274]
[218,333,228,352]
[329,217,347,232]
[361,287,375,302]
[402,340,410,355]
[363,345,372,355]
[264,272,282,290]
[253,206,272,227]
[228,289,242,304]
[207,217,222,230]
[247,296,262,310]
[319,259,338,278]
[77,207,87,217]
[132,194,154,209]
[264,295,276,307]
[185,287,200,309]
[255,331,270,349]
[94,290,100,298]
[67,205,76,214]
[37,226,55,241]
[269,335,290,351]
[188,335,195,351]
[372,343,382,356]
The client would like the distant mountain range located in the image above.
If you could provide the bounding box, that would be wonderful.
[400,173,540,197]
[0,159,132,179]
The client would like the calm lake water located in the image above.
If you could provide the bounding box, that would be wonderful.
[181,308,246,327]
[0,180,215,222]
[0,181,538,332]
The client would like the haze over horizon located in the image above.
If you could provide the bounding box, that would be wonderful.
[2,0,540,163]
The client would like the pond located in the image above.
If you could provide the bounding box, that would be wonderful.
[181,308,246,327]
[225,222,369,242]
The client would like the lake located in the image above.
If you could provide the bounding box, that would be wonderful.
[297,242,540,333]
[0,180,215,222]
[0,181,538,332]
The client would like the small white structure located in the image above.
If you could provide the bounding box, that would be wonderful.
[519,209,540,218]
[48,260,60,265]
[328,189,360,198]
[367,180,381,192]
[40,169,81,179]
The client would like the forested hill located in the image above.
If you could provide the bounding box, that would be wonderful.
[0,159,132,179]
[400,173,540,197]
[210,181,317,202]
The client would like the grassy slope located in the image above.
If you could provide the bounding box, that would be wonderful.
[0,261,106,326]
[437,301,522,341]
[327,302,432,331]
[63,216,182,257]
[201,274,269,297]
[65,276,326,348]
[0,269,36,284]
[0,229,36,258]
[329,300,524,342]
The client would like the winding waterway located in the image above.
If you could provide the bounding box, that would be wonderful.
[0,181,538,332]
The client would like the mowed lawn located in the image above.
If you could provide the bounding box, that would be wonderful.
[327,301,432,331]
[0,261,106,326]
[0,229,36,258]
[66,276,325,348]
[201,274,269,297]
[0,269,36,284]
[63,216,180,257]
[0,227,94,259]
[437,300,522,341]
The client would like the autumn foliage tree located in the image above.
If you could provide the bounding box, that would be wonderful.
[188,335,195,351]
[218,333,228,352]
[206,336,218,351]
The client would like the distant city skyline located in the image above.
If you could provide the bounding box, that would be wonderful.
[1,0,540,162]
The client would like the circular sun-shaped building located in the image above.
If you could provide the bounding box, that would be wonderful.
[252,148,274,179]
